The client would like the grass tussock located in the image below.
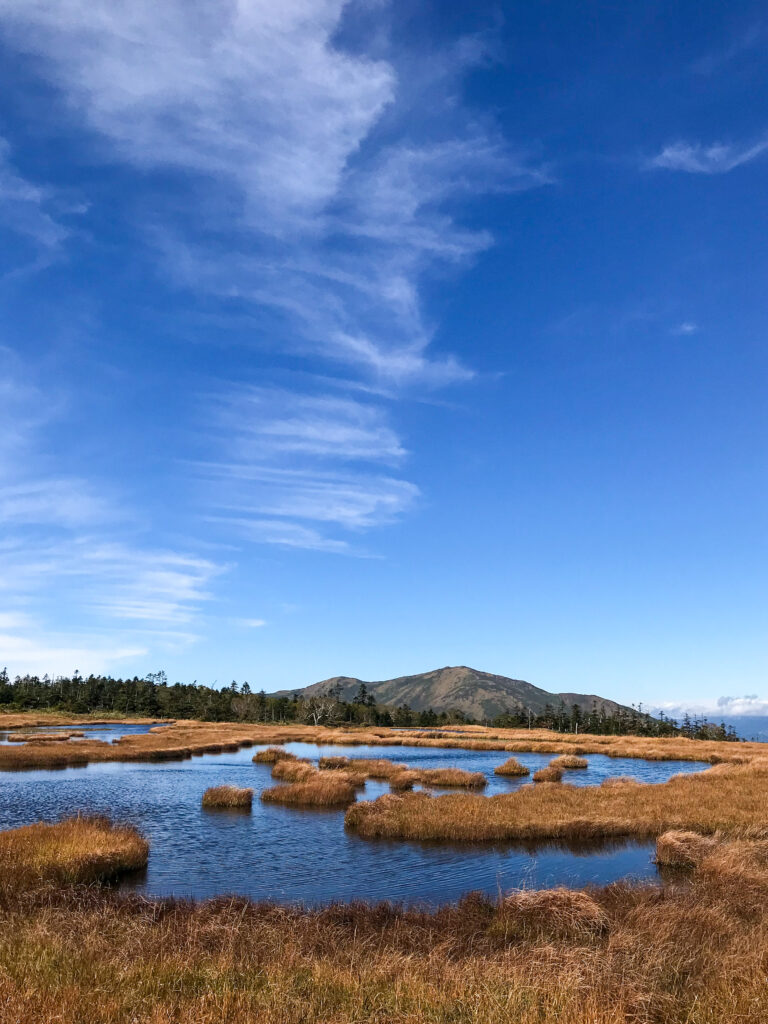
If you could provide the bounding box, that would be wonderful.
[389,769,421,791]
[271,758,315,782]
[253,747,296,764]
[494,756,530,777]
[501,887,608,939]
[601,776,643,788]
[655,830,720,868]
[533,766,564,783]
[0,816,148,890]
[550,754,589,769]
[416,768,487,789]
[262,775,357,807]
[7,730,85,742]
[201,786,254,810]
[320,757,407,779]
[345,759,768,844]
[4,840,768,1022]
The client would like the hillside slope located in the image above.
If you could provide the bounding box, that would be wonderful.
[273,665,632,721]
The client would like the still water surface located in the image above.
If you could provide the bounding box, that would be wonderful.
[0,729,706,905]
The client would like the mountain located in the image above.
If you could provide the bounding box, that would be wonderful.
[272,665,634,722]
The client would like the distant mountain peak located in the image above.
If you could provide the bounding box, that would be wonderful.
[272,664,631,720]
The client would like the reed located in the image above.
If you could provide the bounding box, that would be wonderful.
[261,775,357,807]
[494,756,530,777]
[345,760,768,844]
[550,755,589,769]
[0,816,148,889]
[7,730,85,742]
[201,785,254,809]
[533,766,564,783]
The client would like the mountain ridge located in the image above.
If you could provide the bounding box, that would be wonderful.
[271,665,633,721]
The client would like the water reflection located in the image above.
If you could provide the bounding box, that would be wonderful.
[0,728,706,906]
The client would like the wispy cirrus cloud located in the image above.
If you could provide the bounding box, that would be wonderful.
[0,138,66,249]
[0,0,548,387]
[647,138,768,174]
[201,385,418,551]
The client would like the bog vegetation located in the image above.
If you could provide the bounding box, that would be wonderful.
[1,816,767,1022]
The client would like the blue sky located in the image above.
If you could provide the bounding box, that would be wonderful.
[0,0,766,715]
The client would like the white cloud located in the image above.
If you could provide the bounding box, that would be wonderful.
[647,138,768,174]
[216,387,406,463]
[0,0,548,385]
[200,384,418,550]
[0,631,147,678]
[671,321,699,336]
[0,138,66,248]
[654,695,768,718]
[239,618,267,628]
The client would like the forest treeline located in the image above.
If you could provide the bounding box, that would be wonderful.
[0,669,739,740]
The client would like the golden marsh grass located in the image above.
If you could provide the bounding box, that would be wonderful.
[345,760,768,844]
[0,816,148,889]
[2,832,768,1022]
[201,785,254,809]
[494,756,530,777]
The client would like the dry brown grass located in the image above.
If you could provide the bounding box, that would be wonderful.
[6,730,85,742]
[319,756,407,779]
[551,754,589,769]
[1,720,760,772]
[655,830,720,868]
[0,817,148,890]
[494,756,530,777]
[416,767,487,789]
[253,746,296,764]
[601,776,643,788]
[2,838,768,1022]
[533,766,564,783]
[201,786,254,809]
[261,775,357,807]
[501,887,608,939]
[345,760,768,844]
[271,758,315,782]
[389,769,421,791]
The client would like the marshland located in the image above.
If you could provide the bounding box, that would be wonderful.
[3,717,768,1023]
[0,717,745,904]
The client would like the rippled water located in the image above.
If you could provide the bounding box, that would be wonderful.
[0,722,169,744]
[0,730,707,906]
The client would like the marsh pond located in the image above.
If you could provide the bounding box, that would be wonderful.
[0,726,707,905]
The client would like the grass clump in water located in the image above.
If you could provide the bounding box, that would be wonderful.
[550,755,588,770]
[494,757,530,777]
[533,766,564,783]
[416,768,487,789]
[0,816,148,889]
[253,747,296,764]
[271,758,315,782]
[262,775,357,807]
[389,770,421,791]
[202,785,254,809]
